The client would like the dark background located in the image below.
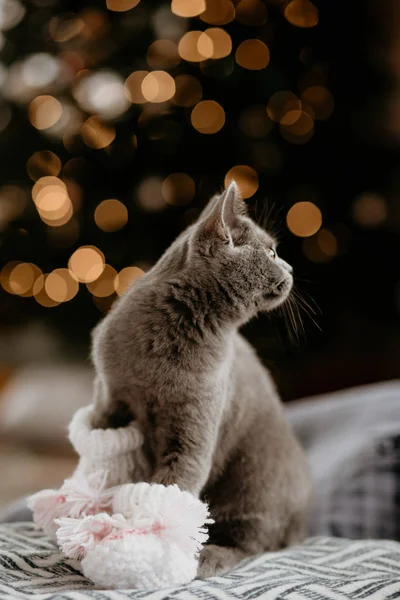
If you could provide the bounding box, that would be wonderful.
[1,0,399,402]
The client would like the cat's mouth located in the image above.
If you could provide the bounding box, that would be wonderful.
[263,278,290,300]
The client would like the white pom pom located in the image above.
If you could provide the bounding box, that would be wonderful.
[27,489,68,536]
[62,471,115,518]
[56,513,122,560]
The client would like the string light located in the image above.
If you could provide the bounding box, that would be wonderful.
[87,264,118,297]
[224,166,259,198]
[199,0,235,25]
[45,268,79,302]
[94,199,128,232]
[68,245,105,283]
[202,28,232,59]
[191,100,225,134]
[115,266,145,296]
[171,0,205,18]
[235,40,270,70]
[162,173,195,206]
[178,31,213,62]
[28,95,62,130]
[286,201,322,237]
[141,71,176,103]
[26,151,62,181]
[124,71,149,104]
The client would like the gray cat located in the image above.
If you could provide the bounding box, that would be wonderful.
[90,182,312,578]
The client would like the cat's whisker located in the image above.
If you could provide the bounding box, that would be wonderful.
[291,287,322,332]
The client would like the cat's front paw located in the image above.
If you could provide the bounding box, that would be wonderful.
[196,545,240,579]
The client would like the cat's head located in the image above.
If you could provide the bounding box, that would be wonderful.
[189,182,293,320]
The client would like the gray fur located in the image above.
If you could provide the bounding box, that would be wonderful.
[90,182,312,578]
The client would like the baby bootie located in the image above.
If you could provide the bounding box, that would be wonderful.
[28,405,149,536]
[56,482,213,590]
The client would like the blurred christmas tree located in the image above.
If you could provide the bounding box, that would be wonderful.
[0,0,399,397]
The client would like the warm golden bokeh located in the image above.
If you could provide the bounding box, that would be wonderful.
[267,91,301,122]
[45,269,79,303]
[286,201,322,237]
[106,0,140,12]
[352,194,388,228]
[191,100,225,134]
[94,199,128,232]
[301,86,334,120]
[303,229,338,262]
[141,71,176,103]
[68,246,105,283]
[171,0,205,17]
[172,75,203,107]
[115,266,145,296]
[235,0,268,26]
[202,28,232,59]
[178,31,213,62]
[87,264,118,297]
[200,0,235,25]
[26,151,62,182]
[28,96,62,130]
[32,176,74,227]
[8,263,36,296]
[280,110,314,144]
[147,40,180,70]
[224,165,259,198]
[33,274,60,307]
[137,177,165,211]
[162,173,195,206]
[235,39,270,70]
[81,117,116,149]
[124,71,149,104]
[284,0,319,28]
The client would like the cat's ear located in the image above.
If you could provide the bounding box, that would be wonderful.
[200,181,247,241]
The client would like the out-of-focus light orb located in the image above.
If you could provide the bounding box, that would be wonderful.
[81,116,116,149]
[32,176,73,227]
[33,274,60,307]
[0,0,25,30]
[74,71,129,119]
[0,261,19,294]
[235,40,270,70]
[147,40,180,70]
[303,229,338,262]
[152,5,188,42]
[280,110,314,144]
[137,177,165,211]
[200,0,235,25]
[28,95,62,130]
[8,263,36,296]
[45,268,79,302]
[94,199,128,232]
[172,74,202,107]
[239,105,272,138]
[106,0,140,11]
[22,53,59,88]
[124,70,149,104]
[0,185,27,231]
[26,151,62,181]
[141,71,176,103]
[224,165,258,199]
[287,201,322,237]
[115,266,145,296]
[267,91,301,122]
[32,176,65,201]
[171,0,206,17]
[69,246,105,283]
[162,173,195,206]
[191,100,225,134]
[301,86,334,120]
[352,193,387,228]
[46,101,82,138]
[48,16,84,43]
[235,0,267,26]
[202,28,232,59]
[178,31,213,62]
[284,0,319,28]
[87,264,118,297]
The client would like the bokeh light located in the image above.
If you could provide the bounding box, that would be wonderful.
[172,74,202,106]
[162,173,195,206]
[301,86,334,120]
[26,151,62,181]
[28,96,62,130]
[280,110,314,144]
[106,0,140,11]
[137,177,165,211]
[224,165,259,198]
[352,194,388,228]
[115,266,145,296]
[45,269,79,302]
[124,71,149,104]
[68,246,105,283]
[303,229,338,262]
[74,71,129,119]
[235,0,267,26]
[284,0,319,28]
[171,0,205,17]
[87,264,118,297]
[147,40,181,70]
[81,116,116,149]
[141,71,176,103]
[178,31,213,62]
[32,176,73,227]
[33,274,60,307]
[286,201,322,237]
[235,40,270,70]
[191,100,225,134]
[200,0,235,25]
[203,28,232,59]
[267,91,301,122]
[94,199,128,232]
[0,0,26,31]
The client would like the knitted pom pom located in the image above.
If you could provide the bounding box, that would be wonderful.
[56,514,120,560]
[61,471,115,518]
[28,489,67,536]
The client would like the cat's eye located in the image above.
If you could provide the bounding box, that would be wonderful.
[267,247,276,259]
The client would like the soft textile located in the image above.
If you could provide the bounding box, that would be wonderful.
[1,523,400,599]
